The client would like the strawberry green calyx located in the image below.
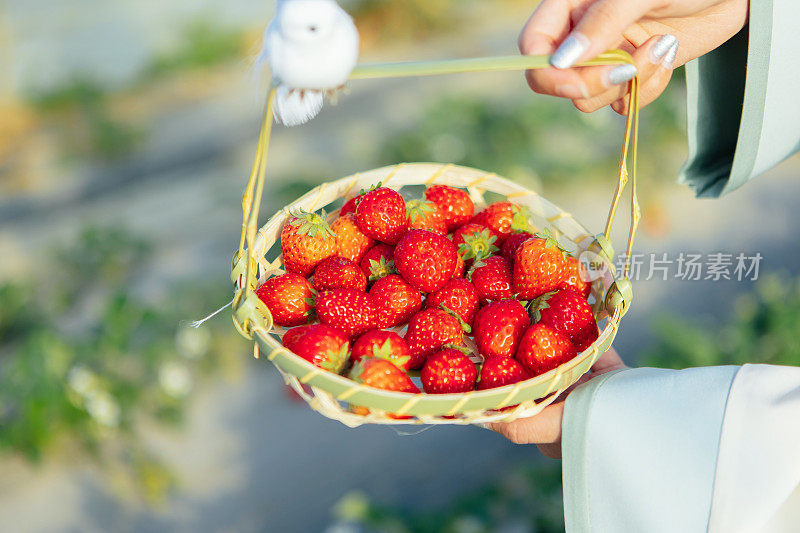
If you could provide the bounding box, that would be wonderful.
[457,229,499,262]
[439,304,472,334]
[534,227,568,258]
[527,290,557,323]
[406,199,437,222]
[302,295,317,319]
[289,209,337,241]
[348,359,366,382]
[510,205,535,233]
[302,287,319,316]
[360,181,383,196]
[367,256,396,281]
[371,339,411,369]
[465,256,487,280]
[319,342,351,374]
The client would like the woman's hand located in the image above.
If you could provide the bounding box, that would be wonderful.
[518,0,749,114]
[488,347,626,458]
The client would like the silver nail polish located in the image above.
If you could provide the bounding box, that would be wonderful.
[550,33,590,69]
[605,64,638,87]
[650,34,677,64]
[662,41,679,68]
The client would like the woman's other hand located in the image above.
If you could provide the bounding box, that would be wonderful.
[488,347,626,458]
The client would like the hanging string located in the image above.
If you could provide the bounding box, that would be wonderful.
[186,298,234,329]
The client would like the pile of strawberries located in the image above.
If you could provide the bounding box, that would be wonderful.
[256,183,598,407]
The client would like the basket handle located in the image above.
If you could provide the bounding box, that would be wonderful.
[233,52,640,331]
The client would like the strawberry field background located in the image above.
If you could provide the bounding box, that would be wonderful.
[2,1,800,531]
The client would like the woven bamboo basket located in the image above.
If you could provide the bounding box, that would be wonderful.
[230,52,640,427]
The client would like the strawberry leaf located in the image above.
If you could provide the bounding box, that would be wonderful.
[510,206,534,233]
[535,227,568,257]
[442,343,472,356]
[459,229,499,262]
[527,291,557,323]
[320,342,350,374]
[368,257,396,281]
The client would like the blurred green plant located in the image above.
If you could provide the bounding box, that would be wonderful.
[330,461,564,533]
[29,78,143,159]
[643,274,800,369]
[26,18,246,161]
[145,19,247,79]
[0,226,243,503]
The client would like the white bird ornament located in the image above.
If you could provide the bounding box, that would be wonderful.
[258,0,360,126]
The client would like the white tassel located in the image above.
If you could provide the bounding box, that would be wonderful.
[273,85,325,127]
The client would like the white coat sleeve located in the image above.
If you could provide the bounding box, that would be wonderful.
[561,366,739,532]
[561,364,800,532]
[708,363,800,532]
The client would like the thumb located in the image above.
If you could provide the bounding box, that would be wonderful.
[550,0,662,69]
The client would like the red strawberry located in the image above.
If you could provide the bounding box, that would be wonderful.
[559,256,592,299]
[255,273,315,327]
[425,278,479,328]
[314,256,367,292]
[452,223,500,262]
[356,187,408,244]
[469,255,513,303]
[425,185,474,232]
[532,289,599,352]
[315,289,375,339]
[369,274,422,329]
[282,324,349,373]
[473,299,529,360]
[349,357,419,393]
[359,244,396,281]
[477,356,530,390]
[331,213,374,263]
[513,231,570,299]
[516,322,577,376]
[501,231,534,264]
[472,202,533,245]
[406,199,447,235]
[281,211,337,277]
[452,254,465,278]
[340,194,364,217]
[421,347,478,393]
[351,329,412,371]
[404,308,464,369]
[394,229,458,293]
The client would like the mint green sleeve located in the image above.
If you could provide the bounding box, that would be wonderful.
[679,0,800,197]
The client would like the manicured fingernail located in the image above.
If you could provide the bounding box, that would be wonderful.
[605,64,637,87]
[555,83,589,99]
[550,32,590,69]
[662,41,679,68]
[650,34,677,64]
